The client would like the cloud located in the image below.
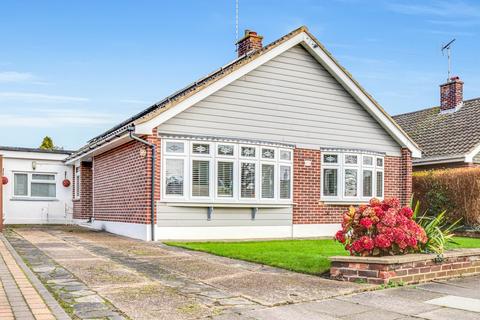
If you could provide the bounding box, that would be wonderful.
[0,108,118,128]
[0,92,89,103]
[387,1,480,17]
[0,71,36,83]
[119,99,150,104]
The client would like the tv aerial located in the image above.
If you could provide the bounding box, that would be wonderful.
[441,39,456,82]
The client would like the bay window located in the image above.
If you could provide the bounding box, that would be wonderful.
[321,151,384,202]
[162,139,293,203]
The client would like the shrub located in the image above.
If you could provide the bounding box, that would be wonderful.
[335,198,427,256]
[411,200,461,254]
[413,168,480,226]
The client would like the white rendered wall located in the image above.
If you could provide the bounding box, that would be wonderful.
[1,150,73,224]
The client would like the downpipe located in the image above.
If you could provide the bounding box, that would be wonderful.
[127,126,156,241]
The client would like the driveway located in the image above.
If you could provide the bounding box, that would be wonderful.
[5,226,480,320]
[6,226,367,319]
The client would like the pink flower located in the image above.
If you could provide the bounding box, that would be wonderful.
[360,217,373,229]
[400,207,414,219]
[374,234,391,248]
[335,230,346,243]
[359,236,374,251]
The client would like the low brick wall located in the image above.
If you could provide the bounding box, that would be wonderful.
[330,249,480,285]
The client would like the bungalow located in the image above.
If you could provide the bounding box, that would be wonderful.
[5,26,421,241]
[394,77,480,171]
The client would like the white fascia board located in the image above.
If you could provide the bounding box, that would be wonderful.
[134,33,306,135]
[65,134,131,165]
[413,156,465,166]
[465,143,480,162]
[300,34,421,158]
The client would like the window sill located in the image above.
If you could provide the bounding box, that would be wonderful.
[10,197,59,202]
[319,200,370,206]
[160,202,293,208]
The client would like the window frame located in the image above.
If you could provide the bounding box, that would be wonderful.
[161,139,293,204]
[321,151,384,203]
[12,172,57,200]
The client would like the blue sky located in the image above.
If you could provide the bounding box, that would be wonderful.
[1,0,479,150]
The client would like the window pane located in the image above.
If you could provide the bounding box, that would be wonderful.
[344,169,358,197]
[363,156,373,166]
[218,144,234,156]
[165,159,184,196]
[192,160,210,197]
[363,170,373,197]
[261,164,275,198]
[217,162,233,197]
[166,141,184,153]
[261,148,275,159]
[377,158,384,167]
[323,154,338,164]
[31,183,56,197]
[14,174,28,196]
[32,174,55,181]
[192,143,210,154]
[280,150,292,161]
[323,168,337,196]
[376,171,384,197]
[241,163,256,198]
[345,155,358,164]
[280,166,291,199]
[241,146,256,157]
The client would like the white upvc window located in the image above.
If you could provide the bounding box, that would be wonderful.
[13,172,57,199]
[161,139,293,203]
[321,151,384,202]
[74,166,81,199]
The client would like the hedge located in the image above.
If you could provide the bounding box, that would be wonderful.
[413,167,480,227]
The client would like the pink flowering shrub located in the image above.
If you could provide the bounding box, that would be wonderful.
[335,198,428,256]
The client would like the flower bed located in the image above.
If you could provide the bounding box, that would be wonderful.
[335,198,427,256]
[330,248,480,285]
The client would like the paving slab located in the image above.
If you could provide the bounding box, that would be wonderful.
[416,281,480,299]
[337,291,442,316]
[342,309,407,320]
[425,295,480,313]
[415,307,480,320]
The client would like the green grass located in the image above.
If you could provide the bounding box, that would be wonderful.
[447,236,480,249]
[166,236,480,275]
[166,239,348,275]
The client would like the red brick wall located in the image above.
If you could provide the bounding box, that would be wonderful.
[293,148,412,225]
[72,162,93,220]
[91,133,160,224]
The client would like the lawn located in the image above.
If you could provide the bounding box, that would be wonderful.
[166,237,480,275]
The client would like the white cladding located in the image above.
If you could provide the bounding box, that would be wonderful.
[158,45,402,156]
[1,150,73,224]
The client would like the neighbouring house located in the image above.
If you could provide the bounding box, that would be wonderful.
[394,77,480,171]
[2,26,421,241]
[0,147,73,224]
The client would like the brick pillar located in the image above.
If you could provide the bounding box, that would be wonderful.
[73,162,93,220]
[145,128,161,224]
[401,148,412,206]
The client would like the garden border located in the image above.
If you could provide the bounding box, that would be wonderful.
[330,248,480,285]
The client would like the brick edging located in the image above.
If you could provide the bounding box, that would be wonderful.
[0,233,71,320]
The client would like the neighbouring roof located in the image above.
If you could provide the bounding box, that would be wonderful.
[393,98,480,162]
[0,146,74,155]
[67,26,420,161]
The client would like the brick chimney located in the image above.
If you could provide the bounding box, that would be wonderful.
[440,76,464,112]
[236,30,263,57]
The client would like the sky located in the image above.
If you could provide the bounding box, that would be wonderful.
[1,0,479,150]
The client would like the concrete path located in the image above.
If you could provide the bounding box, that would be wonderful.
[5,226,480,319]
[0,234,70,320]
